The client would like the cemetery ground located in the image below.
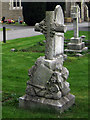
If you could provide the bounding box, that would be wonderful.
[1,30,89,118]
[0,28,11,31]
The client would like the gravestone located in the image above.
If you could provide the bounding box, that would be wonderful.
[19,5,75,113]
[65,5,88,53]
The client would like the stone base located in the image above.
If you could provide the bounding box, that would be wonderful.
[19,56,75,113]
[19,93,75,113]
[65,47,88,53]
[67,42,85,50]
[65,37,88,53]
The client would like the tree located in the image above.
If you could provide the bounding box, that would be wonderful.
[22,2,46,26]
[22,2,65,26]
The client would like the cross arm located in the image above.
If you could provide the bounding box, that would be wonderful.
[35,19,47,34]
[51,23,67,33]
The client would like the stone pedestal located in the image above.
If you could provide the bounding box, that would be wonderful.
[19,93,75,113]
[65,37,88,53]
[19,56,75,113]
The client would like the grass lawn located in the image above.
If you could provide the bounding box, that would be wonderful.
[1,22,27,26]
[0,28,11,31]
[1,30,89,118]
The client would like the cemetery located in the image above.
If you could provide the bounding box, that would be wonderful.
[0,3,89,119]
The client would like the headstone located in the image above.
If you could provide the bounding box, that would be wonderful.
[72,5,79,38]
[35,5,67,59]
[65,5,88,53]
[19,5,75,113]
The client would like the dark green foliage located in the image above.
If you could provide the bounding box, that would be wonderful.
[22,2,46,26]
[22,2,65,26]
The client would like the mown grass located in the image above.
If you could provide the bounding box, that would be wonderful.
[0,28,11,31]
[1,31,89,118]
[1,22,27,26]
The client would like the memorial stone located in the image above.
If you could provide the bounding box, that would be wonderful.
[19,5,75,113]
[65,5,88,53]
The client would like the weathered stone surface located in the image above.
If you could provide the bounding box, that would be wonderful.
[44,59,57,70]
[65,47,88,53]
[54,5,66,56]
[80,35,86,41]
[75,53,83,57]
[26,85,36,96]
[61,67,69,80]
[25,55,70,100]
[61,83,70,96]
[19,5,75,113]
[32,63,53,86]
[35,5,67,59]
[19,93,75,113]
[65,5,88,54]
[70,37,82,44]
[67,42,85,50]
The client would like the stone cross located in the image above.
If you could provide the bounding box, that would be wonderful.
[71,5,79,38]
[35,5,67,60]
[19,5,75,112]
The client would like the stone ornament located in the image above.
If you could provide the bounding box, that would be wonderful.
[35,5,67,60]
[19,5,75,113]
[65,5,88,53]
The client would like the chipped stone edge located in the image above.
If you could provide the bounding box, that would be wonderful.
[19,93,75,113]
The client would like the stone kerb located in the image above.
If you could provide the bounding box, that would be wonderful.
[19,5,75,113]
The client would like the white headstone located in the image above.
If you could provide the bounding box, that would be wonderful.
[71,5,79,38]
[35,5,67,59]
[54,5,64,56]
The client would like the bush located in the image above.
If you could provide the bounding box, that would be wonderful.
[22,2,65,26]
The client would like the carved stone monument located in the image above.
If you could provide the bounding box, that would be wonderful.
[19,5,75,113]
[65,5,88,53]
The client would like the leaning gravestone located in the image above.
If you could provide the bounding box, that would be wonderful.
[65,5,88,53]
[19,5,75,113]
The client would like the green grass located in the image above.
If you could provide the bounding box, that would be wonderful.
[1,22,27,26]
[65,30,90,40]
[1,31,89,118]
[0,28,11,31]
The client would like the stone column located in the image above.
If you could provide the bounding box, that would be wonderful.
[45,11,54,60]
[73,6,79,38]
[81,0,84,21]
